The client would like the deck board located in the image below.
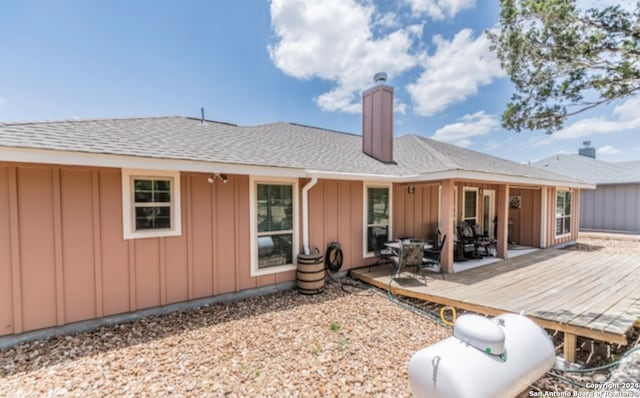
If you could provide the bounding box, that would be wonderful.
[351,249,640,346]
[562,257,640,332]
[528,255,622,323]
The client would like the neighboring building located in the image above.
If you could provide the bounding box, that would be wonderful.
[618,160,640,172]
[0,77,591,338]
[533,149,640,233]
[578,140,596,159]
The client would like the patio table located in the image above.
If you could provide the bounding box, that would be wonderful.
[384,240,433,251]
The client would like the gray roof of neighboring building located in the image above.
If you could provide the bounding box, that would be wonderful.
[0,116,583,185]
[533,154,640,184]
[617,160,640,173]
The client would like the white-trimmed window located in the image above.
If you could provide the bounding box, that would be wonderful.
[250,178,299,276]
[364,184,392,256]
[122,169,181,239]
[462,187,479,225]
[555,189,572,236]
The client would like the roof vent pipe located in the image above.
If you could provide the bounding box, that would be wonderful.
[201,107,205,124]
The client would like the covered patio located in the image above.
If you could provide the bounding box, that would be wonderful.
[390,178,579,275]
[352,248,640,363]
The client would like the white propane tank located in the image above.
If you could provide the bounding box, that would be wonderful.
[408,313,555,398]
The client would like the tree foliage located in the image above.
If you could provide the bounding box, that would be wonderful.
[488,0,640,133]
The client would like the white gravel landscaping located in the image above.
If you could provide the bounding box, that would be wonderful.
[0,280,450,398]
[1,235,638,397]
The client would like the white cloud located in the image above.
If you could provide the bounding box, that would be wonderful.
[374,12,400,29]
[406,29,505,117]
[611,96,640,120]
[269,0,422,113]
[394,98,408,115]
[598,145,622,155]
[554,97,640,140]
[431,111,500,147]
[484,139,502,151]
[403,0,476,19]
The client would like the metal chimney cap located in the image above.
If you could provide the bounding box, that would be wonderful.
[583,140,591,147]
[373,72,388,84]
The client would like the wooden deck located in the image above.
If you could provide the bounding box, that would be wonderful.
[351,249,640,362]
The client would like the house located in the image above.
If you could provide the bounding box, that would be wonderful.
[533,147,640,234]
[0,76,592,338]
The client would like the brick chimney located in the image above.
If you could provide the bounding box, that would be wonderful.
[362,72,394,163]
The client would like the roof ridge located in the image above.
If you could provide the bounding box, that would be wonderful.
[184,116,237,127]
[407,134,460,169]
[0,115,186,126]
[255,122,362,137]
[537,153,634,169]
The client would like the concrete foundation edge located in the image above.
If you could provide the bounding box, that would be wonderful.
[0,280,297,350]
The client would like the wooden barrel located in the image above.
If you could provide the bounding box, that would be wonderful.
[296,253,325,295]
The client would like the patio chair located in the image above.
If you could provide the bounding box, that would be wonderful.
[472,224,496,257]
[457,222,479,258]
[371,240,396,271]
[457,221,496,258]
[390,240,424,278]
[369,235,395,271]
[424,228,441,248]
[415,235,447,284]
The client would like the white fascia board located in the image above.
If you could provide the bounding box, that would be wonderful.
[0,146,597,189]
[412,169,596,189]
[303,169,410,183]
[0,147,306,178]
[0,146,406,181]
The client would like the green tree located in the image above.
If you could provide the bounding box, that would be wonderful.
[488,0,640,133]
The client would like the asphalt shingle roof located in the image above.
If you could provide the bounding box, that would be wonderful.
[532,154,640,184]
[617,160,640,173]
[397,135,576,182]
[0,116,584,185]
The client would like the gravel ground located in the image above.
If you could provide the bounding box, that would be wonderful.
[0,235,637,397]
[0,280,450,398]
[566,234,640,256]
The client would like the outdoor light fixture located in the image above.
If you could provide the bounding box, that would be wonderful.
[207,174,228,184]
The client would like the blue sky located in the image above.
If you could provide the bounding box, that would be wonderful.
[1,0,638,163]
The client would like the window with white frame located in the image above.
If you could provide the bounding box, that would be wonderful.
[462,187,478,225]
[555,190,572,236]
[122,169,181,239]
[251,179,298,275]
[365,185,391,255]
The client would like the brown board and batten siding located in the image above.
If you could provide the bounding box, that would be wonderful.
[393,183,439,242]
[544,186,580,247]
[0,163,294,336]
[508,187,542,248]
[306,179,365,270]
[0,166,12,335]
[0,164,377,336]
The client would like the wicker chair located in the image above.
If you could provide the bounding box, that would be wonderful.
[390,241,424,278]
